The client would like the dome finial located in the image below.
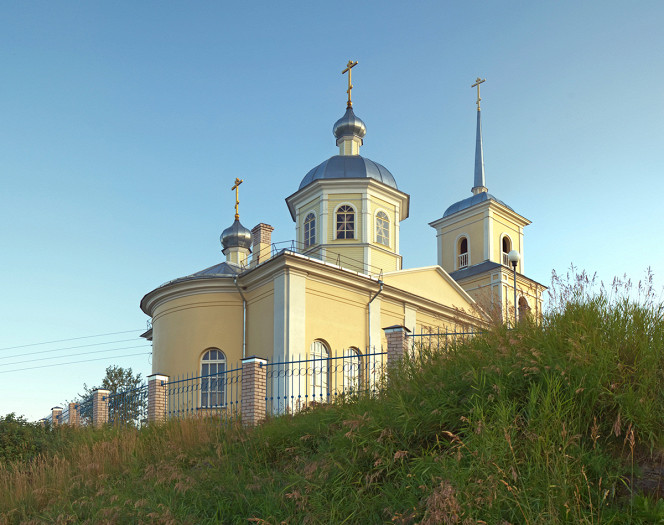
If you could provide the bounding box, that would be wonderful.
[221,178,252,265]
[472,77,486,111]
[231,177,243,220]
[342,60,358,108]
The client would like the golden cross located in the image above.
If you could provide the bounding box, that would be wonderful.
[231,177,243,220]
[471,77,486,111]
[342,60,358,108]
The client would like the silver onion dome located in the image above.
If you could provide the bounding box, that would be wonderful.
[220,219,252,252]
[333,106,367,139]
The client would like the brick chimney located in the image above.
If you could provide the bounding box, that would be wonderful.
[251,223,274,266]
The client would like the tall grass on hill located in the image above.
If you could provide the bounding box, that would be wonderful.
[1,270,663,523]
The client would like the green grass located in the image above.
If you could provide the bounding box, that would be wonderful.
[2,277,664,523]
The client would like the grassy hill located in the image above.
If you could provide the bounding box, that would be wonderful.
[1,278,663,523]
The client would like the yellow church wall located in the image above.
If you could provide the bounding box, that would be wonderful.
[382,268,476,313]
[439,212,484,270]
[454,267,544,324]
[370,248,399,274]
[324,246,365,270]
[151,292,244,380]
[245,282,275,359]
[304,278,369,355]
[490,212,523,271]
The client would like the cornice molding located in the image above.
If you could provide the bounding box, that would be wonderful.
[286,178,410,221]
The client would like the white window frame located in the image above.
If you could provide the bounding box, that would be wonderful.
[200,348,226,408]
[374,209,390,247]
[334,203,356,240]
[500,233,513,267]
[304,211,317,248]
[343,347,362,392]
[310,340,330,402]
[456,234,470,270]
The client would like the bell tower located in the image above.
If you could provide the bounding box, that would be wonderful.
[429,78,545,322]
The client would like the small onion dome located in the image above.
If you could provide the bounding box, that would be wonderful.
[333,106,367,139]
[220,219,252,252]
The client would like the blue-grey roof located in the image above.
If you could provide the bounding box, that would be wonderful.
[449,260,546,289]
[442,191,513,218]
[299,155,398,190]
[449,260,502,281]
[161,261,242,287]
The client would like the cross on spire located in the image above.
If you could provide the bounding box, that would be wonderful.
[342,60,358,108]
[471,77,486,111]
[231,177,243,220]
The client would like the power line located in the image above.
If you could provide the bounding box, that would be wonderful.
[0,352,152,375]
[0,345,152,368]
[0,338,143,360]
[0,329,146,352]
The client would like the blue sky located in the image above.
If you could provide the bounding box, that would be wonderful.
[1,2,662,421]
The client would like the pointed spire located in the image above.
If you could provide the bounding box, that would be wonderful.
[472,109,487,194]
[471,77,488,195]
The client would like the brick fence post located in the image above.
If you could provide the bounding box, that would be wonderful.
[241,356,267,427]
[148,374,169,423]
[51,406,63,426]
[92,389,110,428]
[68,402,79,427]
[383,325,411,370]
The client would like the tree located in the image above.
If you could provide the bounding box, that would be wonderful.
[77,366,145,425]
[0,413,51,463]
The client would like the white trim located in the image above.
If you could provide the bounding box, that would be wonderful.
[454,233,470,270]
[242,357,267,365]
[519,227,525,273]
[483,209,490,261]
[369,297,381,351]
[362,195,370,244]
[333,202,358,241]
[435,230,443,267]
[499,232,513,266]
[320,193,328,245]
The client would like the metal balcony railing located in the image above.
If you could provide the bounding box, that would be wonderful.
[458,252,468,268]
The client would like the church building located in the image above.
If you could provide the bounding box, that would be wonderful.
[140,66,545,394]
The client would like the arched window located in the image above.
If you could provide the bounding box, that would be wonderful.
[343,347,362,392]
[375,211,389,246]
[336,205,355,240]
[458,237,469,269]
[304,212,316,248]
[502,236,512,266]
[518,296,531,321]
[201,348,226,408]
[310,340,329,402]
